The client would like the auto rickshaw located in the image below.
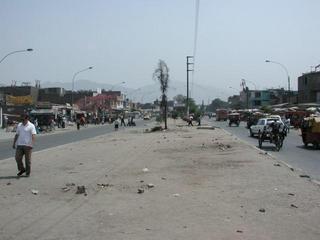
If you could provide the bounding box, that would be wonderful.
[228,113,240,127]
[300,116,320,149]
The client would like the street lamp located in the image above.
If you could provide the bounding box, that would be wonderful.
[109,81,125,91]
[71,66,93,107]
[0,48,33,64]
[265,60,290,91]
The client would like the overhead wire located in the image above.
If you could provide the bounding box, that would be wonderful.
[191,0,200,98]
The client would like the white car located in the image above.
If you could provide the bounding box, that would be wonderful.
[249,116,284,137]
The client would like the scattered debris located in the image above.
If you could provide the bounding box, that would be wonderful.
[61,187,70,192]
[145,126,163,132]
[137,188,144,194]
[173,193,180,197]
[259,151,268,155]
[6,182,11,186]
[291,204,298,208]
[66,183,75,187]
[236,230,243,233]
[290,167,294,171]
[140,180,144,183]
[97,183,112,188]
[147,183,154,188]
[259,208,266,213]
[273,163,281,167]
[142,168,149,173]
[31,189,39,195]
[197,126,215,130]
[288,193,295,196]
[76,186,86,194]
[299,174,310,178]
[161,177,167,180]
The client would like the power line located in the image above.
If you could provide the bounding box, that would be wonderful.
[191,0,200,98]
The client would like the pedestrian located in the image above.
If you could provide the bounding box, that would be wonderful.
[12,114,37,177]
[76,118,80,130]
[114,118,119,131]
[188,115,193,126]
[120,115,126,127]
[197,116,201,126]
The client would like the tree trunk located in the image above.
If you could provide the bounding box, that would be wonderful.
[164,101,167,129]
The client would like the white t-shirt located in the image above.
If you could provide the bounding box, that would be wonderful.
[16,121,37,147]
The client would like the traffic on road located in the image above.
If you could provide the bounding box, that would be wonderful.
[209,116,320,181]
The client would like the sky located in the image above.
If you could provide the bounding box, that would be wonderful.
[1,0,320,98]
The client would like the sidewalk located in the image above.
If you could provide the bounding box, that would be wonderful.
[0,119,319,240]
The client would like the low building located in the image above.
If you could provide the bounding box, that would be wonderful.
[298,71,320,103]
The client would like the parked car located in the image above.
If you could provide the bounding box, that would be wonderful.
[143,114,151,120]
[249,116,284,137]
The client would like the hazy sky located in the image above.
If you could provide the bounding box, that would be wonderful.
[1,0,320,96]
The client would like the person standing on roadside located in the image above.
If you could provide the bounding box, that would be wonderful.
[12,114,36,177]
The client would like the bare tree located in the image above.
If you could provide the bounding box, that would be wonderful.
[153,60,169,129]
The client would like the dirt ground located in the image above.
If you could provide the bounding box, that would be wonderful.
[0,119,319,240]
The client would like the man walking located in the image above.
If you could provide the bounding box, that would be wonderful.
[12,114,36,177]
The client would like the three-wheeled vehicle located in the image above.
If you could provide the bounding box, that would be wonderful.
[300,116,320,149]
[258,120,286,151]
[228,113,240,127]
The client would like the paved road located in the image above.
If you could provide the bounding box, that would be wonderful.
[0,120,145,161]
[209,118,320,181]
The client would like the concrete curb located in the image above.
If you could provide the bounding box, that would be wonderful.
[220,128,320,187]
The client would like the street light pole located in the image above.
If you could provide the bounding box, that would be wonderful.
[265,60,290,91]
[186,56,194,116]
[0,49,33,64]
[71,66,93,107]
[110,81,125,91]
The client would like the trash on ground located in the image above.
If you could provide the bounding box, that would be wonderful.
[273,163,281,167]
[76,185,86,194]
[197,126,215,130]
[288,193,295,196]
[6,182,11,186]
[137,188,144,194]
[291,204,298,208]
[61,187,70,192]
[236,230,243,233]
[299,174,310,178]
[142,168,149,173]
[31,189,39,195]
[147,183,154,188]
[66,183,75,187]
[173,193,180,197]
[259,208,266,213]
[97,183,112,188]
[145,126,163,133]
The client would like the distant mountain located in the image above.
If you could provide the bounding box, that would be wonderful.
[41,79,228,104]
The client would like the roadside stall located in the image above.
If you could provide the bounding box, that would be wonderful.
[29,109,56,133]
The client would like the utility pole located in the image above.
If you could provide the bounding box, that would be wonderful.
[186,56,194,116]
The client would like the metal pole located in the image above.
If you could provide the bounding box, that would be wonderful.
[71,66,93,107]
[0,49,33,64]
[186,56,194,116]
[265,60,291,102]
[187,57,189,116]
